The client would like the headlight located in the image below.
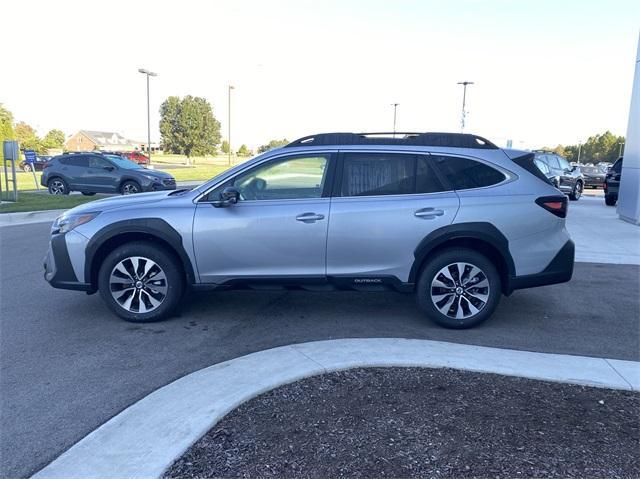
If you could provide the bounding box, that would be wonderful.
[142,173,159,181]
[52,212,100,234]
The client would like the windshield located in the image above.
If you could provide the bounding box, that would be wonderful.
[104,154,143,169]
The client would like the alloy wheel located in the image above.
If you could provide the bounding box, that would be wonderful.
[430,262,490,319]
[122,183,140,195]
[109,256,168,313]
[49,180,65,195]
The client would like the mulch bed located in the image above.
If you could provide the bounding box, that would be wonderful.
[164,367,639,478]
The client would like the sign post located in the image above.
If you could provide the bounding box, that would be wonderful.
[23,149,40,190]
[2,141,19,202]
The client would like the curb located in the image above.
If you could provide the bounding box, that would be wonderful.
[33,338,640,479]
[0,209,63,227]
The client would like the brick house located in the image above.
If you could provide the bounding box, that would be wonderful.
[64,130,141,152]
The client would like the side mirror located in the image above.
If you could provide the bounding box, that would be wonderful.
[212,186,240,207]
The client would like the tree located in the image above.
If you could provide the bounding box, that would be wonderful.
[15,122,44,153]
[237,144,252,156]
[257,138,289,154]
[159,95,221,164]
[42,129,66,150]
[221,140,230,154]
[536,131,625,164]
[0,104,15,163]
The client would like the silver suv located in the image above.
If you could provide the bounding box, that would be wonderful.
[43,132,574,329]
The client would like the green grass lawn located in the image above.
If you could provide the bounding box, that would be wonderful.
[0,192,109,214]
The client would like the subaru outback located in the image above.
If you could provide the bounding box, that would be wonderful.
[43,132,574,329]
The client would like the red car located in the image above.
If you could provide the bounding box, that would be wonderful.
[122,151,150,165]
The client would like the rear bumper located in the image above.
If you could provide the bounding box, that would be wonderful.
[44,234,93,292]
[507,240,574,294]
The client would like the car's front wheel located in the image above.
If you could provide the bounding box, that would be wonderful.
[416,248,501,329]
[569,181,583,201]
[81,192,96,196]
[120,180,141,195]
[98,241,184,322]
[23,164,32,172]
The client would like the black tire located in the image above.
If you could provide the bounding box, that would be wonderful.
[416,248,501,329]
[98,241,184,322]
[120,180,141,195]
[23,164,32,172]
[569,180,583,201]
[605,194,617,206]
[81,192,96,196]
[47,177,69,195]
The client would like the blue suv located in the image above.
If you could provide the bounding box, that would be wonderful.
[41,152,176,195]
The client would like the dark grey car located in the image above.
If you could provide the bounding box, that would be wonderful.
[41,153,176,195]
[533,151,584,200]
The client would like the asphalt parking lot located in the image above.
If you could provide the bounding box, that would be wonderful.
[1,199,639,478]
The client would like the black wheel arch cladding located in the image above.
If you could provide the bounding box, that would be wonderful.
[85,218,196,289]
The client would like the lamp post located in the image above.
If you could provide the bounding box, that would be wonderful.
[577,141,582,163]
[618,142,624,158]
[391,103,399,137]
[228,85,235,165]
[138,68,157,164]
[457,81,474,132]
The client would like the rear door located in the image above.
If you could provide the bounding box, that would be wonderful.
[61,155,90,190]
[326,151,459,283]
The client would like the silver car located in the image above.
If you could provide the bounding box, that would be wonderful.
[43,132,574,329]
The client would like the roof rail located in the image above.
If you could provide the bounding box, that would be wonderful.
[285,132,498,149]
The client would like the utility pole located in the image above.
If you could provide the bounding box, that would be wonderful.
[228,85,235,165]
[138,69,158,164]
[391,103,399,137]
[618,142,624,158]
[457,81,474,132]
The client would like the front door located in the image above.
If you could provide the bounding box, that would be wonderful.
[193,153,334,283]
[85,155,120,192]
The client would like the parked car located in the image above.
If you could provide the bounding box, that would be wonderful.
[578,164,606,188]
[41,152,176,195]
[604,157,622,206]
[122,151,150,166]
[44,132,574,329]
[533,151,584,200]
[19,155,52,172]
[534,157,559,188]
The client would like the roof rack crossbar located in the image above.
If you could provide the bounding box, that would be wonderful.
[285,132,498,149]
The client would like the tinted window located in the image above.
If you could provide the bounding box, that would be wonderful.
[432,156,505,190]
[545,155,560,169]
[557,156,570,170]
[534,158,550,175]
[341,153,414,196]
[88,156,110,168]
[63,155,89,167]
[416,156,447,193]
[232,154,329,200]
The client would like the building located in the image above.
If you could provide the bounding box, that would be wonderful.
[64,130,141,152]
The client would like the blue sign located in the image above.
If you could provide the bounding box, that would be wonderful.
[24,149,37,164]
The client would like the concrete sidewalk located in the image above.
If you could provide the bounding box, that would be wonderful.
[33,338,639,479]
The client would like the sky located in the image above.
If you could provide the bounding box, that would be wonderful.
[2,0,639,150]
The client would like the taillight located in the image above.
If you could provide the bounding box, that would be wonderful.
[536,195,567,218]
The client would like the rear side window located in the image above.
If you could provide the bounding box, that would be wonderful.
[431,156,506,190]
[61,155,89,167]
[341,153,415,196]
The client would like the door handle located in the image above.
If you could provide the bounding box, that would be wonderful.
[414,208,444,219]
[296,212,325,223]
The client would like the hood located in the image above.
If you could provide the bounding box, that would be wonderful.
[133,168,174,180]
[61,190,176,216]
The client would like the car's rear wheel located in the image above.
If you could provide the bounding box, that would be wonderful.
[98,241,184,322]
[81,192,96,196]
[569,181,583,201]
[416,248,501,329]
[605,194,617,206]
[120,180,141,195]
[47,177,69,195]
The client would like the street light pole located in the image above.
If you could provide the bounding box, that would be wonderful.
[228,85,235,165]
[457,81,474,132]
[618,142,624,157]
[391,103,399,137]
[577,142,582,163]
[138,68,157,164]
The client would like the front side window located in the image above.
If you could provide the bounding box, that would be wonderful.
[557,156,571,170]
[341,153,414,196]
[104,155,143,170]
[229,155,329,201]
[432,156,506,190]
[534,158,550,175]
[547,155,561,169]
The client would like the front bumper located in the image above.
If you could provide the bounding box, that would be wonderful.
[44,234,93,291]
[507,240,575,294]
